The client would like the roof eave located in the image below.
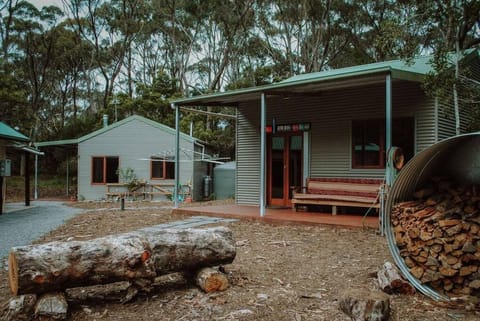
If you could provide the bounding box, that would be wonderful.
[172,67,401,106]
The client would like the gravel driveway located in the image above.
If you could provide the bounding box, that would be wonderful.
[0,201,83,263]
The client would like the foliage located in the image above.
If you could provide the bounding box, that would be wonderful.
[1,0,480,154]
[116,167,145,192]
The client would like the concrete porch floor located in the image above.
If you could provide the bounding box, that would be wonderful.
[172,204,379,229]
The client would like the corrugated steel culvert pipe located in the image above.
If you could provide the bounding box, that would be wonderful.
[385,132,480,301]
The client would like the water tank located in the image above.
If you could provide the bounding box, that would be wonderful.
[385,132,480,301]
[213,161,236,200]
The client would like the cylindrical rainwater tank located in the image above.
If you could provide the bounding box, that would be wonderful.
[385,132,480,301]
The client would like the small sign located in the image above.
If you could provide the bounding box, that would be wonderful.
[266,123,311,133]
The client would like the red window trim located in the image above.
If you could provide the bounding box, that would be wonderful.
[91,156,119,185]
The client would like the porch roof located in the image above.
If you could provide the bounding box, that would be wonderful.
[0,121,29,142]
[171,51,474,107]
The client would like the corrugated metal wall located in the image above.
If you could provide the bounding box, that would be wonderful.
[78,118,195,200]
[236,104,261,205]
[236,80,437,205]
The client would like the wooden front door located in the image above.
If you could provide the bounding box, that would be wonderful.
[268,134,303,207]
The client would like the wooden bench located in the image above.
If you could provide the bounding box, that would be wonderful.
[143,183,191,201]
[291,177,383,214]
[105,183,146,201]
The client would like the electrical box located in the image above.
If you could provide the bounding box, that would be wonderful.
[0,159,11,176]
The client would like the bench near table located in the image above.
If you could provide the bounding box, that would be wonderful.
[291,177,383,214]
[106,182,191,201]
[105,183,145,200]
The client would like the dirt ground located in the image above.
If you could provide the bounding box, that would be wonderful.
[1,200,479,321]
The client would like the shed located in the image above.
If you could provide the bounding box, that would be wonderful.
[213,161,236,200]
[37,115,211,201]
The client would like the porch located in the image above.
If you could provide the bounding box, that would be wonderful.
[173,204,379,229]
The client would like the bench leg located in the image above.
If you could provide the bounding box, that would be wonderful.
[332,205,337,215]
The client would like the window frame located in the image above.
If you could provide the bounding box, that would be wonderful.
[91,156,119,185]
[351,117,414,169]
[150,157,175,180]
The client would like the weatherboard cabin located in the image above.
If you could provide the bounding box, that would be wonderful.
[37,115,212,202]
[172,50,480,215]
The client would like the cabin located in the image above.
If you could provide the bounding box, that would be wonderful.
[171,50,480,216]
[37,115,212,201]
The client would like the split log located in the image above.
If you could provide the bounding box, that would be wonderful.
[34,293,68,321]
[193,267,229,293]
[377,262,415,295]
[0,294,36,321]
[339,289,390,321]
[65,281,139,304]
[9,226,236,295]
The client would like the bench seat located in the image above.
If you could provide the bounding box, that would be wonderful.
[291,177,383,214]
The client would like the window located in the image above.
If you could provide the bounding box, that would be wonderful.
[151,157,175,179]
[91,156,119,184]
[352,118,414,169]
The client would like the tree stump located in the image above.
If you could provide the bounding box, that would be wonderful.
[9,226,236,295]
[339,289,390,321]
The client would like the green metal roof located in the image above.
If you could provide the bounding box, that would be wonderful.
[35,115,197,147]
[280,55,432,84]
[0,121,29,142]
[172,50,478,107]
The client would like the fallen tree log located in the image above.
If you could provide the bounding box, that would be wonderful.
[9,226,236,295]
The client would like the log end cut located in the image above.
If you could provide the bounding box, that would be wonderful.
[8,251,19,296]
[195,267,229,293]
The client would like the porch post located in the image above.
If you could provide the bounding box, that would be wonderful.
[260,92,266,217]
[173,103,180,209]
[66,151,69,197]
[34,154,38,200]
[382,73,393,236]
[385,73,392,185]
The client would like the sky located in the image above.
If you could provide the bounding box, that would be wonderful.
[28,0,64,9]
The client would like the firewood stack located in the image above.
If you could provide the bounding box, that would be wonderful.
[391,177,480,299]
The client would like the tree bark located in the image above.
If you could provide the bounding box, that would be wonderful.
[9,226,236,295]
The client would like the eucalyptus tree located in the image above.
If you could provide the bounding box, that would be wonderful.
[6,3,68,139]
[186,0,256,92]
[63,0,148,111]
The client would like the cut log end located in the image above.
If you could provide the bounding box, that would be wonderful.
[194,267,229,293]
[8,251,19,296]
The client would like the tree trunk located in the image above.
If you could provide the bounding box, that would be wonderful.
[9,226,236,295]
